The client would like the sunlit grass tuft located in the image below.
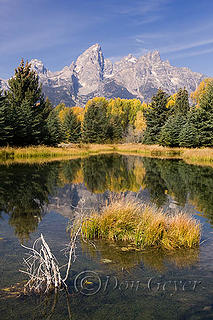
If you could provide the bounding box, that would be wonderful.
[81,199,201,250]
[0,145,88,160]
[183,148,213,163]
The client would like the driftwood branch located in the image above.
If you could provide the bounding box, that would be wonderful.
[20,202,87,295]
[20,234,63,294]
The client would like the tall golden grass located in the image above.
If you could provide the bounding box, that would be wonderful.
[0,144,116,161]
[0,145,88,160]
[81,199,201,250]
[0,144,213,165]
[182,147,213,163]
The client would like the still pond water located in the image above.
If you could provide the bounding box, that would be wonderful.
[0,154,213,320]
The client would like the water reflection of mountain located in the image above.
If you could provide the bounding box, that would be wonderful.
[0,154,213,240]
[48,184,151,217]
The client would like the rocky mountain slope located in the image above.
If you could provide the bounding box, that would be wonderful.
[1,44,204,106]
[0,78,8,92]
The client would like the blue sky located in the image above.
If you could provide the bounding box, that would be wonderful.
[1,0,213,78]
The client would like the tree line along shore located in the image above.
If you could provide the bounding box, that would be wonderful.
[0,59,212,158]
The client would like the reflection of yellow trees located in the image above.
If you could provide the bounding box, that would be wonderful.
[58,165,83,186]
[56,155,150,194]
[82,155,146,193]
[106,164,140,193]
[71,168,84,184]
[133,159,146,191]
[59,159,82,186]
[82,240,199,272]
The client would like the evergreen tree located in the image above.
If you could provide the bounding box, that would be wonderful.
[7,59,42,107]
[82,100,110,143]
[143,89,169,144]
[107,114,123,142]
[7,59,52,145]
[173,88,190,115]
[196,81,213,146]
[199,80,213,111]
[11,99,41,146]
[63,108,81,143]
[183,83,213,147]
[0,91,13,146]
[46,110,64,146]
[179,122,199,147]
[196,110,213,147]
[159,114,186,147]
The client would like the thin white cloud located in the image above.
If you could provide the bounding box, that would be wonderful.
[119,0,171,15]
[135,38,145,44]
[133,15,162,25]
[134,21,213,43]
[160,39,213,54]
[172,47,213,59]
[135,32,168,41]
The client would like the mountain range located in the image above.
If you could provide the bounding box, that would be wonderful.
[0,44,205,106]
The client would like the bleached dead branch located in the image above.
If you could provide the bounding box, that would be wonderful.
[20,234,62,293]
[20,200,87,294]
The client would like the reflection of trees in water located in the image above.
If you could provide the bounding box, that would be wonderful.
[81,154,213,223]
[178,164,213,221]
[0,163,60,242]
[142,158,213,223]
[59,159,82,185]
[141,158,168,207]
[1,155,213,240]
[82,154,145,193]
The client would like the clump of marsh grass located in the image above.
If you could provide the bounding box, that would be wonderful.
[81,199,201,250]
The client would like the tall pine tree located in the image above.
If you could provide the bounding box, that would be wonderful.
[159,114,186,147]
[173,88,190,115]
[179,122,199,147]
[46,110,64,146]
[143,89,169,144]
[63,108,81,143]
[159,88,190,147]
[182,82,213,147]
[0,91,13,146]
[196,81,213,147]
[82,100,110,143]
[7,59,52,145]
